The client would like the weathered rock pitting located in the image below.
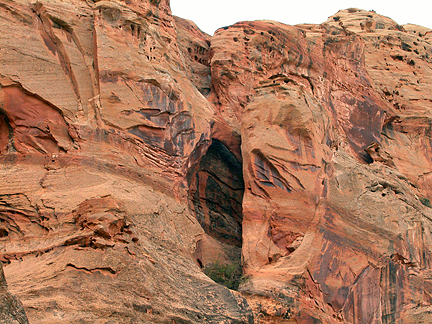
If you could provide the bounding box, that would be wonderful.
[208,8,432,323]
[0,0,251,323]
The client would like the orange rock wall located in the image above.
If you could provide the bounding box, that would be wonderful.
[1,2,432,323]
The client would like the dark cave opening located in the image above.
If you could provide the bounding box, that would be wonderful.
[0,110,12,154]
[187,139,245,289]
[188,139,244,246]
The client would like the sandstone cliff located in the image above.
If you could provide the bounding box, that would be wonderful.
[1,1,432,323]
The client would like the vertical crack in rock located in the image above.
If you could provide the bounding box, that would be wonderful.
[0,110,14,154]
[32,3,82,103]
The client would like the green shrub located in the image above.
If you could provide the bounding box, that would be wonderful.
[420,197,431,208]
[204,261,243,290]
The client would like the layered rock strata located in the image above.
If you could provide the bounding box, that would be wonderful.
[208,9,432,322]
[0,0,251,322]
[1,1,432,323]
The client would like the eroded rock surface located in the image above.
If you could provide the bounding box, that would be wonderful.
[0,1,250,323]
[0,262,29,324]
[209,8,432,323]
[1,2,432,323]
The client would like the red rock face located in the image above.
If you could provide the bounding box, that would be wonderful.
[1,2,432,323]
[208,9,432,323]
[1,86,75,155]
[0,1,250,323]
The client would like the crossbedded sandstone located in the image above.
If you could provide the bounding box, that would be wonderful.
[1,2,432,323]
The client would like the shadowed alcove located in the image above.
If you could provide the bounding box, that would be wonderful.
[187,139,244,289]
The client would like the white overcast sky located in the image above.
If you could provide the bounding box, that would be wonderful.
[171,1,432,35]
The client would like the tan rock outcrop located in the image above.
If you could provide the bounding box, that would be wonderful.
[1,1,432,323]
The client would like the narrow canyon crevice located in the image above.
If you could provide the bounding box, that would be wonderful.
[188,139,245,289]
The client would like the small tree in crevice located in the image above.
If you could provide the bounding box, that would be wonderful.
[420,197,432,208]
[204,261,243,290]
